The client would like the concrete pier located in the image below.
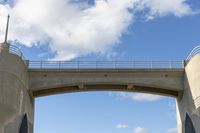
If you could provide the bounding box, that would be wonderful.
[176,54,200,133]
[0,43,34,133]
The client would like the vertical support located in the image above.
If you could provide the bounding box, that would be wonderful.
[96,61,98,69]
[40,61,42,69]
[58,61,61,69]
[176,54,200,133]
[0,45,34,133]
[169,60,172,69]
[132,60,134,69]
[78,61,80,69]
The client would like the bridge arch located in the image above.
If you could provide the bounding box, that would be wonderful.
[1,43,200,133]
[32,82,180,98]
[28,68,184,99]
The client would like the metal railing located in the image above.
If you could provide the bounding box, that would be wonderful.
[9,44,26,60]
[186,45,200,61]
[28,61,184,70]
[3,44,185,70]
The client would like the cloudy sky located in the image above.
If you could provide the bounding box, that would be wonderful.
[0,0,200,133]
[0,0,199,60]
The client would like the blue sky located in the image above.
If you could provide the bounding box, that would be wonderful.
[34,93,176,133]
[0,0,200,133]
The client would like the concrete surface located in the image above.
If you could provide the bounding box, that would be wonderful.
[0,43,34,133]
[1,43,200,133]
[176,54,200,133]
[28,69,184,97]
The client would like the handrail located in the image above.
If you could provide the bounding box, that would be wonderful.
[186,45,200,61]
[28,60,184,70]
[9,44,26,60]
[1,44,186,70]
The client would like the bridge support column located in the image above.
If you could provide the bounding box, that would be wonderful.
[177,54,200,133]
[0,44,34,133]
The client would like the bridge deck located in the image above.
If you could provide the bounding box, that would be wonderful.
[28,68,184,98]
[5,45,186,98]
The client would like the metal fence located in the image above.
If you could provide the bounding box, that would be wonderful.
[28,61,184,70]
[7,44,185,70]
[186,45,200,61]
[9,44,26,60]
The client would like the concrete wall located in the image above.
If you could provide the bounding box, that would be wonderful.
[0,45,34,133]
[177,54,200,133]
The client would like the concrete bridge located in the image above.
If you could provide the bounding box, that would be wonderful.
[1,42,200,133]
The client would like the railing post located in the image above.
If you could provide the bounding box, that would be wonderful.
[96,61,98,69]
[132,61,134,69]
[40,61,43,69]
[182,60,186,68]
[169,61,172,69]
[26,60,29,68]
[77,61,80,69]
[59,61,61,69]
[20,51,22,58]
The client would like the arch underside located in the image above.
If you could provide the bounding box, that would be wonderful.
[29,69,184,98]
[32,83,180,98]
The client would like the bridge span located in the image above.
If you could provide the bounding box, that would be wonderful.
[29,67,184,98]
[26,58,184,97]
[1,43,200,133]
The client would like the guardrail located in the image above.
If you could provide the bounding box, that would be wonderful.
[4,44,186,70]
[186,45,200,61]
[9,44,26,60]
[28,61,184,70]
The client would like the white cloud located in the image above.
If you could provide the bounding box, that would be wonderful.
[138,0,198,20]
[167,127,177,133]
[168,103,176,110]
[115,92,131,99]
[131,93,161,102]
[0,0,198,60]
[133,127,149,133]
[116,124,128,129]
[0,0,137,60]
[113,92,161,102]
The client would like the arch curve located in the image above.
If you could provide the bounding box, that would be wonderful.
[32,82,180,98]
[29,69,184,98]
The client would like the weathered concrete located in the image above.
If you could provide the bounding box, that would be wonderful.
[28,69,184,97]
[177,54,200,133]
[1,42,200,133]
[0,43,34,133]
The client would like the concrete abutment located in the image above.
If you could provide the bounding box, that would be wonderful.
[0,43,34,133]
[177,54,200,133]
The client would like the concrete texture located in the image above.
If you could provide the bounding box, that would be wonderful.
[0,43,34,133]
[176,54,200,133]
[1,42,200,133]
[28,69,184,97]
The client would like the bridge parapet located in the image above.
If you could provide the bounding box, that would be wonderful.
[9,44,26,60]
[0,43,25,60]
[1,43,185,70]
[2,43,200,70]
[186,45,200,62]
[28,60,184,70]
